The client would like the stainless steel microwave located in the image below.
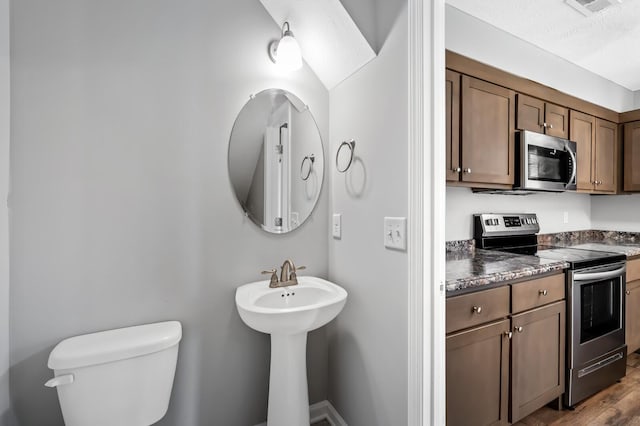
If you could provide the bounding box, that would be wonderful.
[514,130,577,192]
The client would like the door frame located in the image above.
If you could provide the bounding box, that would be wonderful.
[408,0,446,424]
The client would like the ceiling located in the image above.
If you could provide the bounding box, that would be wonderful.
[446,0,640,91]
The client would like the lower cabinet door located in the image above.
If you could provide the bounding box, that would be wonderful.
[510,301,565,423]
[626,280,640,354]
[446,319,510,426]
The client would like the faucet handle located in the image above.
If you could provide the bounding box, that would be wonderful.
[261,269,279,286]
[295,265,306,272]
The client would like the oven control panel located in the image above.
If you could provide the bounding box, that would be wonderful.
[473,213,540,237]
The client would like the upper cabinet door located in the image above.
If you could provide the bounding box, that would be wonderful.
[624,121,640,192]
[517,94,544,134]
[461,76,515,185]
[594,118,618,193]
[544,103,569,139]
[446,70,461,182]
[516,95,568,139]
[569,110,596,192]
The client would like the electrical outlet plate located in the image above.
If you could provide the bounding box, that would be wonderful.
[384,217,407,251]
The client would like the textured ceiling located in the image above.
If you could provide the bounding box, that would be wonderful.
[446,0,640,91]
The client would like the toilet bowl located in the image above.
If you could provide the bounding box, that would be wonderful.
[45,321,182,426]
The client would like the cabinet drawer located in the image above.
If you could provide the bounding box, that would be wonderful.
[627,258,640,283]
[512,273,565,314]
[446,286,510,334]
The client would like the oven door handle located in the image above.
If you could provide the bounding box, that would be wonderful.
[574,266,626,282]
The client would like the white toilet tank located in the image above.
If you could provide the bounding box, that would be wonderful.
[45,321,182,426]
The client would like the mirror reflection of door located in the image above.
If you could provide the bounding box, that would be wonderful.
[228,89,324,234]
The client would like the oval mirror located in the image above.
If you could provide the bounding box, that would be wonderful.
[228,89,324,233]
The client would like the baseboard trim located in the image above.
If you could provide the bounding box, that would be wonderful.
[254,400,347,426]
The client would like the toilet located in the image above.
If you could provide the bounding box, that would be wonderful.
[45,321,182,426]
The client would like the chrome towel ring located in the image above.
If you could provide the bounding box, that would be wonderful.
[300,154,315,181]
[336,140,356,173]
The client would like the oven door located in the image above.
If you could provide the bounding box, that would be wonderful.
[569,262,626,367]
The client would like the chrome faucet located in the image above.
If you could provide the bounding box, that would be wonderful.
[261,259,306,288]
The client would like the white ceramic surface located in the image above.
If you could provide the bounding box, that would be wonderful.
[235,276,347,335]
[45,321,182,426]
[235,276,347,426]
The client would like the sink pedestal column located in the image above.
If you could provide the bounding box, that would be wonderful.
[267,333,309,426]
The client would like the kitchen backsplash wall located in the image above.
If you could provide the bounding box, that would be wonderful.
[591,195,640,232]
[446,187,592,241]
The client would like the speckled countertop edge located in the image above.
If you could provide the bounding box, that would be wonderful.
[445,232,640,297]
[445,248,569,297]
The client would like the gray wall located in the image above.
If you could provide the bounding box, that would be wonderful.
[0,0,10,423]
[9,1,329,425]
[328,1,409,424]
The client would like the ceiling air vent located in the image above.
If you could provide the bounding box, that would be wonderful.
[565,0,623,16]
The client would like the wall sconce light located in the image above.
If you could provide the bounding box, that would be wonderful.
[269,22,303,72]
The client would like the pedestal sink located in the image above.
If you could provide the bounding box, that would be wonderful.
[236,276,347,426]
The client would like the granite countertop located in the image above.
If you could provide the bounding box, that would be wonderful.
[445,232,640,297]
[446,248,569,297]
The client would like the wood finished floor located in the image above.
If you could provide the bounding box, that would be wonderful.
[514,352,640,425]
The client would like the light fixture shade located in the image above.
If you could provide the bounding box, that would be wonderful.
[269,22,303,72]
[275,34,302,71]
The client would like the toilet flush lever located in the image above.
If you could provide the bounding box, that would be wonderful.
[45,374,74,388]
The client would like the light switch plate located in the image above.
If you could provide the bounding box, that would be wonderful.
[384,217,407,250]
[333,213,342,239]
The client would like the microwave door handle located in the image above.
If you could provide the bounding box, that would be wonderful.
[567,145,577,187]
[574,266,626,282]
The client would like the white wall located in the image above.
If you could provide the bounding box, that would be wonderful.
[0,0,10,423]
[635,90,640,110]
[446,5,636,113]
[591,195,640,232]
[328,1,409,424]
[9,1,329,425]
[446,187,592,241]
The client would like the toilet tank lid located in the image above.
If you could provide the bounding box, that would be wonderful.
[48,321,182,370]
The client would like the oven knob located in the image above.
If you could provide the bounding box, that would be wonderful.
[485,219,491,226]
[493,219,499,225]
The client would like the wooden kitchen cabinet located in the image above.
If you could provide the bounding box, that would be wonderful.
[447,319,510,426]
[446,70,461,182]
[570,110,618,193]
[624,121,640,191]
[517,94,568,139]
[510,301,565,423]
[453,75,515,187]
[626,258,640,354]
[446,273,565,425]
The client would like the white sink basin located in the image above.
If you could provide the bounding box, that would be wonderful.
[235,276,347,335]
[235,276,347,426]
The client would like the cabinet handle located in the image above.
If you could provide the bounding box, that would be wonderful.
[463,168,472,174]
[452,167,461,173]
[539,289,548,296]
[515,326,524,333]
[472,306,482,314]
[627,290,631,295]
[504,331,513,339]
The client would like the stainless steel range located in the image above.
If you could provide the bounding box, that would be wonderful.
[474,213,627,408]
